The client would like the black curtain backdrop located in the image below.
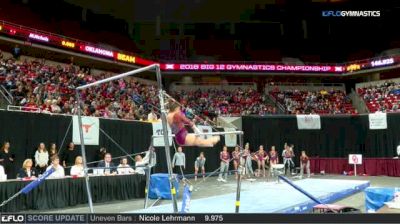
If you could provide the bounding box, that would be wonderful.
[242,114,400,166]
[0,174,146,212]
[0,110,152,178]
[0,111,229,178]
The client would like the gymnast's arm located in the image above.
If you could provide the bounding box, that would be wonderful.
[178,112,195,127]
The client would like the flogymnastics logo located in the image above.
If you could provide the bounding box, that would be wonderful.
[322,10,381,17]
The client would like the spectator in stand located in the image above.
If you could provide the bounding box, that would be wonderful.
[70,156,84,177]
[48,143,58,164]
[46,155,65,179]
[359,81,400,113]
[0,141,15,178]
[12,45,21,60]
[147,110,158,122]
[172,88,276,117]
[60,142,80,175]
[34,142,49,174]
[17,159,37,179]
[271,88,355,115]
[50,99,62,113]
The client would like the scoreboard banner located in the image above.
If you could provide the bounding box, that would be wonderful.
[1,20,400,75]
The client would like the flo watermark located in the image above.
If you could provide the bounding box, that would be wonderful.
[322,10,380,17]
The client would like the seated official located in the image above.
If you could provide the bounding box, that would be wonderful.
[46,155,65,179]
[0,164,5,180]
[134,155,146,175]
[17,159,38,179]
[70,156,84,177]
[117,157,135,174]
[97,153,117,175]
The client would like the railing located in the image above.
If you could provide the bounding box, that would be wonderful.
[266,93,286,114]
[7,105,41,113]
[170,82,257,92]
[265,82,346,93]
[266,82,345,87]
[0,85,13,105]
[355,77,400,90]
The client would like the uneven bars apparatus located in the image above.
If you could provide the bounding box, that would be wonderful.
[151,131,244,138]
[151,130,245,213]
[76,64,180,213]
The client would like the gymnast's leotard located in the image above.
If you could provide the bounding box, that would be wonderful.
[269,151,278,163]
[170,112,194,145]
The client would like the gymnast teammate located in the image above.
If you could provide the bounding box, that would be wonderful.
[255,145,269,178]
[269,146,279,166]
[167,102,220,147]
[217,146,230,182]
[231,146,241,179]
[243,143,254,178]
[299,150,310,178]
[194,152,206,181]
[282,144,295,176]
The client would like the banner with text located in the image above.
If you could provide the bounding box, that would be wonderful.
[369,112,387,129]
[152,122,173,147]
[296,114,321,130]
[224,127,238,147]
[72,116,100,145]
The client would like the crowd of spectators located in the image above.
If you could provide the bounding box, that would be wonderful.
[358,81,400,113]
[0,54,159,121]
[1,53,279,121]
[270,88,356,114]
[172,88,277,118]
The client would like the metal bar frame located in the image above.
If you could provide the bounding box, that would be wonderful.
[75,63,182,213]
[235,134,244,213]
[144,144,154,209]
[151,130,245,213]
[77,63,245,213]
[75,90,95,213]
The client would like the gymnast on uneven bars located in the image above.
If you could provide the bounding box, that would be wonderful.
[167,101,220,147]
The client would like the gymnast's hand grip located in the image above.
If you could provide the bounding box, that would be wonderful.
[21,167,55,194]
[193,126,203,135]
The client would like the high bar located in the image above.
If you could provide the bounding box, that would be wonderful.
[152,131,243,138]
[76,64,159,90]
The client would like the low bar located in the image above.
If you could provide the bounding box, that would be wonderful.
[151,131,243,139]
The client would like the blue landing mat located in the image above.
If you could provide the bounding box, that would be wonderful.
[132,178,370,213]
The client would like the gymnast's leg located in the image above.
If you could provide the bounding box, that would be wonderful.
[184,134,220,147]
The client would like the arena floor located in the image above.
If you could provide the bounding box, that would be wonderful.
[36,175,399,214]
